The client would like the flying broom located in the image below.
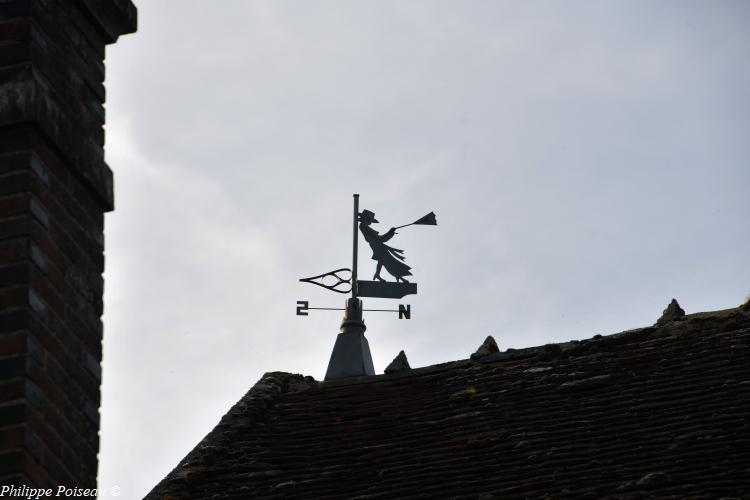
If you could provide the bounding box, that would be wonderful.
[393,212,437,230]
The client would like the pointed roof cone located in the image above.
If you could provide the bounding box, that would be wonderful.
[656,298,686,325]
[471,335,500,360]
[384,350,411,374]
[324,298,375,381]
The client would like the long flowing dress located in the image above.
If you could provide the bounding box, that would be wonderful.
[360,224,412,280]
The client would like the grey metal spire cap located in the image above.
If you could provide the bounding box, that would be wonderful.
[324,298,376,380]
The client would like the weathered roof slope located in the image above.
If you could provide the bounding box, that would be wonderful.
[148,304,750,499]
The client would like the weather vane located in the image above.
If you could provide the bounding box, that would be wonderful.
[298,194,436,380]
[297,194,436,319]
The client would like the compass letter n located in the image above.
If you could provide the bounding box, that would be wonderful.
[398,304,411,320]
[296,301,309,316]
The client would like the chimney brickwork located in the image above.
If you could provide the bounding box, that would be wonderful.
[0,0,136,487]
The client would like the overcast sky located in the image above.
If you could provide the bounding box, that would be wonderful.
[98,1,750,496]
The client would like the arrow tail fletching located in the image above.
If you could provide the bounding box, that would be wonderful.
[300,268,352,294]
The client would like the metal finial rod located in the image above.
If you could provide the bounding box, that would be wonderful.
[352,194,359,298]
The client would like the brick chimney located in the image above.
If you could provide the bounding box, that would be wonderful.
[0,0,136,487]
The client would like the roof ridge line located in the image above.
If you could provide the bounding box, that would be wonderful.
[317,304,750,387]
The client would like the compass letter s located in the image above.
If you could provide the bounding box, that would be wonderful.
[296,301,309,316]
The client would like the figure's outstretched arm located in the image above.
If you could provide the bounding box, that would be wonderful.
[379,228,397,242]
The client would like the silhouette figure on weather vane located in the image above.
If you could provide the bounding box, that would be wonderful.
[355,207,436,299]
[358,209,412,283]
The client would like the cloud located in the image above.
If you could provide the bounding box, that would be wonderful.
[100,1,750,496]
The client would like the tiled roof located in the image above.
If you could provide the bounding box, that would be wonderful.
[147,302,750,499]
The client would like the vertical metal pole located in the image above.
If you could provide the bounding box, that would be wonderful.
[352,194,359,298]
